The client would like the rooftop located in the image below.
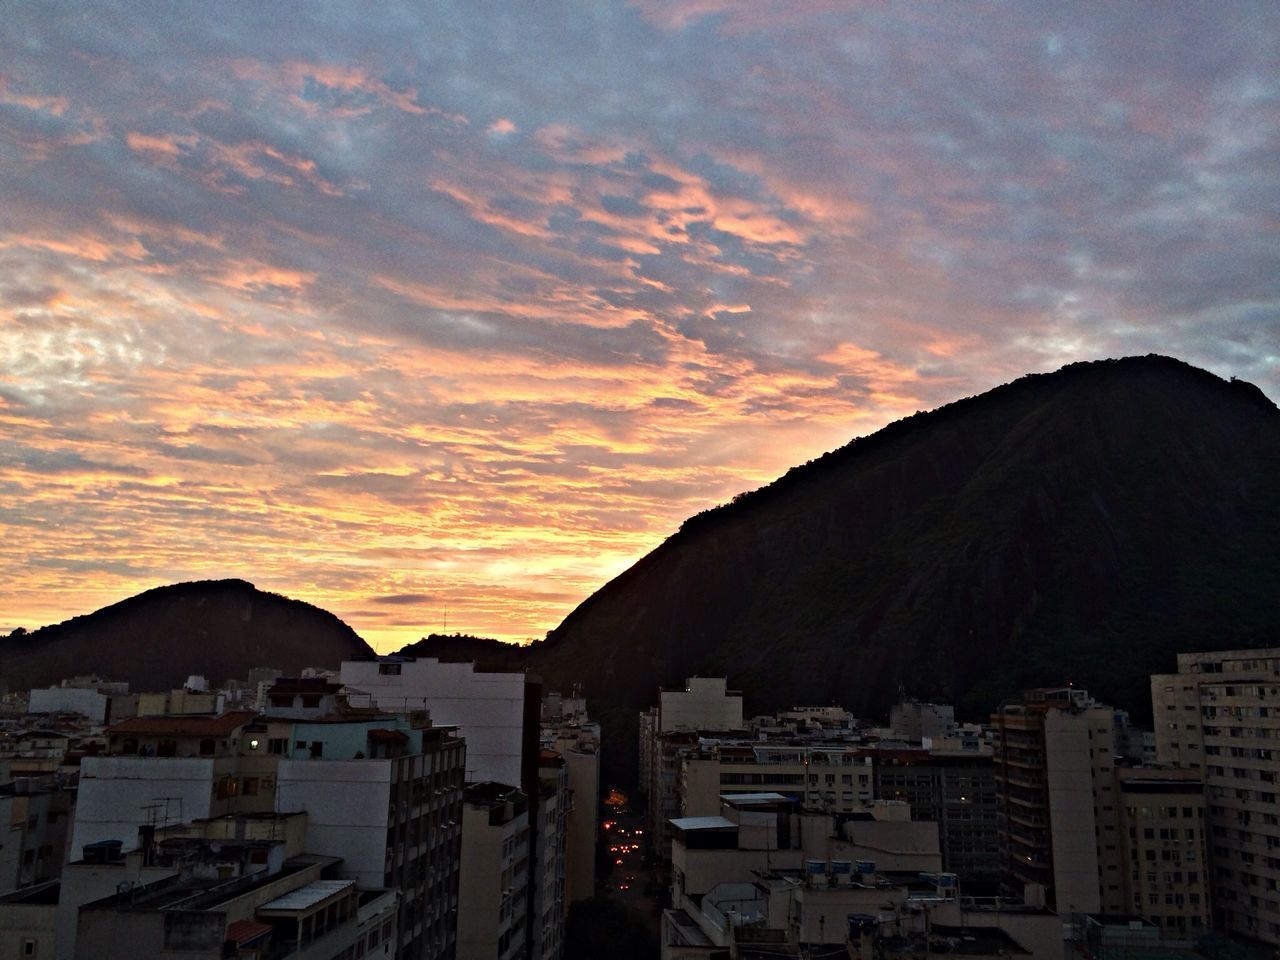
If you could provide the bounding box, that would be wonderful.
[107,710,256,738]
[722,792,791,807]
[259,879,353,913]
[670,816,737,831]
[82,857,337,913]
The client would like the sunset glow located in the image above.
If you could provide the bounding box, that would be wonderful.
[2,4,1277,650]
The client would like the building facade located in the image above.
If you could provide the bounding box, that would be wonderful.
[991,688,1124,914]
[1152,648,1280,944]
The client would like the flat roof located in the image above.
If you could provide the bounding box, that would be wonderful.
[259,879,353,913]
[670,816,737,831]
[721,792,789,806]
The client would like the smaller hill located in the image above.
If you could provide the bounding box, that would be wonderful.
[394,633,531,670]
[0,579,374,693]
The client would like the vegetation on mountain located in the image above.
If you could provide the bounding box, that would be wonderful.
[0,579,373,693]
[528,356,1280,784]
[8,357,1278,795]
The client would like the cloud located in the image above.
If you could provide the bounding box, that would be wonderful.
[370,593,435,606]
[0,3,1276,648]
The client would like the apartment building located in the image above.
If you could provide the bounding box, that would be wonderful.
[1115,766,1212,936]
[1152,648,1280,944]
[872,747,1000,882]
[0,775,73,895]
[541,695,599,905]
[639,679,745,858]
[679,743,875,819]
[340,656,537,786]
[456,783,530,960]
[73,847,390,960]
[274,720,466,960]
[531,752,568,960]
[991,688,1125,914]
[68,700,465,960]
[676,739,997,882]
[71,711,266,856]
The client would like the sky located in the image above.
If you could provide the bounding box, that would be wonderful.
[2,2,1278,651]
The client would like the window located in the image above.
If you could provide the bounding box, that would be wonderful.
[268,738,287,754]
[22,939,36,958]
[378,662,402,676]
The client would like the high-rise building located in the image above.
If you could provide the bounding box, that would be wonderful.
[640,678,744,858]
[340,657,537,786]
[991,688,1125,914]
[456,783,530,960]
[1152,648,1280,944]
[68,701,465,960]
[274,719,465,960]
[541,694,600,906]
[1115,766,1212,936]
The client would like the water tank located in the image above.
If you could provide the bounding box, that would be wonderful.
[185,675,207,692]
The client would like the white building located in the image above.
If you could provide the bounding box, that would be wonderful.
[273,723,466,960]
[1152,648,1280,944]
[658,679,743,734]
[27,677,135,725]
[341,657,530,785]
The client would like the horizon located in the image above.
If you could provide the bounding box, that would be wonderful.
[3,5,1278,649]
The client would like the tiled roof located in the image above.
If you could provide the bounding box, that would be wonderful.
[225,920,272,946]
[106,711,256,737]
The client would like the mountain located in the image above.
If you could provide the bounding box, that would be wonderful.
[528,356,1280,781]
[0,579,374,693]
[8,356,1278,794]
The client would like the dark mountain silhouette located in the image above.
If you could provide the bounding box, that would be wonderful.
[519,356,1280,784]
[0,579,373,693]
[8,357,1279,794]
[396,633,525,667]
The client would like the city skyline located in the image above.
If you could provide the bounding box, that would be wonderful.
[2,3,1278,648]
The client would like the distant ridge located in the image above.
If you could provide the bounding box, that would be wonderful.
[524,356,1280,781]
[7,357,1279,794]
[395,633,524,666]
[0,579,374,692]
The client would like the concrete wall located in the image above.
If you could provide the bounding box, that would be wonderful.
[275,759,392,887]
[74,908,169,960]
[56,856,178,960]
[69,757,220,857]
[659,679,742,734]
[0,896,56,960]
[560,748,599,904]
[1043,709,1102,915]
[457,802,527,960]
[798,815,942,874]
[672,842,802,899]
[341,659,525,784]
[27,688,108,724]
